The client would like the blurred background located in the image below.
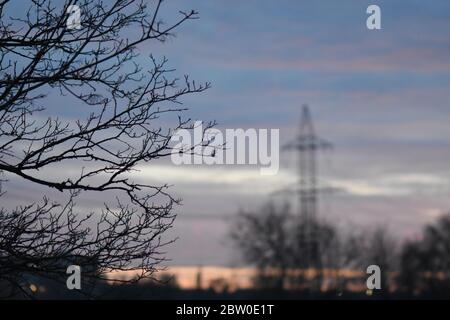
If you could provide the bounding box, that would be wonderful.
[2,0,450,299]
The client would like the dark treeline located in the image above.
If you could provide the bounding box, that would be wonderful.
[5,201,449,300]
[229,201,450,299]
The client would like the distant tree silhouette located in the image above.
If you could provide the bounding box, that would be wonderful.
[229,201,405,293]
[0,0,212,298]
[366,228,397,292]
[399,214,450,296]
[230,202,292,290]
[229,202,341,291]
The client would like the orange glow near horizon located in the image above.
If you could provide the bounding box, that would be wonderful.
[105,266,369,292]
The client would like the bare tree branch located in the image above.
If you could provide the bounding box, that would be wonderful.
[0,0,211,298]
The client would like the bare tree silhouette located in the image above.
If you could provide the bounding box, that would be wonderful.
[229,202,340,291]
[0,0,211,298]
[229,202,402,294]
[341,227,398,295]
[230,202,293,290]
[399,213,450,296]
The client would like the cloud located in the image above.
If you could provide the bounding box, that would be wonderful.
[330,174,450,197]
[127,164,450,198]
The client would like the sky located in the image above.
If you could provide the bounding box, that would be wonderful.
[148,0,450,265]
[2,0,450,266]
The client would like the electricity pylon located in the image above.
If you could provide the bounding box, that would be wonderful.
[284,105,332,287]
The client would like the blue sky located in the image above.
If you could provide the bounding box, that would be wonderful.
[152,0,450,265]
[2,0,450,266]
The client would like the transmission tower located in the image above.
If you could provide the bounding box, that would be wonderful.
[284,105,332,284]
